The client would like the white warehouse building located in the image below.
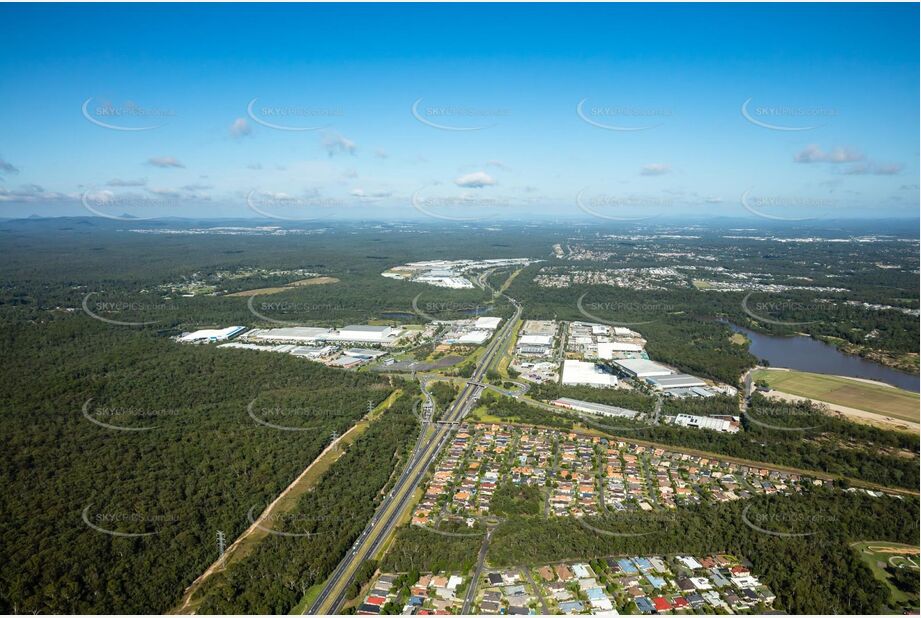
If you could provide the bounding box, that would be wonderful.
[326,324,404,344]
[672,413,740,433]
[562,360,619,388]
[474,316,502,330]
[178,326,246,343]
[611,358,675,378]
[596,341,644,359]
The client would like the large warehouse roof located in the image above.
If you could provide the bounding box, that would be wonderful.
[552,397,638,419]
[596,341,644,358]
[340,325,392,333]
[562,360,619,387]
[647,374,708,389]
[178,326,246,342]
[249,327,331,341]
[474,316,502,330]
[612,358,674,378]
[518,334,553,346]
[457,330,492,345]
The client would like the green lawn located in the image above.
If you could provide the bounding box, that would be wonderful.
[753,369,919,421]
[851,541,919,612]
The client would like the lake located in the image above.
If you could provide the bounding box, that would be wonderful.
[727,323,919,392]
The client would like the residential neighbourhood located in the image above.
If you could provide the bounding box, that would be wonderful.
[355,554,780,615]
[412,422,826,527]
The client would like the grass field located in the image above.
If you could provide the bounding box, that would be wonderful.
[753,369,919,421]
[851,541,919,611]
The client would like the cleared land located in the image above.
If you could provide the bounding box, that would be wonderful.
[226,276,340,297]
[753,368,919,422]
[729,332,748,345]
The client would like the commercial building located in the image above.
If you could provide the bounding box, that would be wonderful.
[646,374,708,390]
[247,325,405,346]
[518,334,553,347]
[474,316,502,330]
[343,348,386,359]
[178,325,246,343]
[516,334,553,358]
[247,327,331,343]
[665,386,717,398]
[672,414,740,433]
[611,358,674,378]
[551,397,638,419]
[290,345,337,359]
[325,324,404,344]
[456,330,492,345]
[415,275,473,289]
[561,360,618,388]
[596,341,644,359]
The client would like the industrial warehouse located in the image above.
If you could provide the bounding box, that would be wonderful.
[439,316,502,346]
[561,359,619,388]
[177,325,247,343]
[245,324,409,346]
[550,397,639,419]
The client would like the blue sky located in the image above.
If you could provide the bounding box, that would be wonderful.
[0,3,917,221]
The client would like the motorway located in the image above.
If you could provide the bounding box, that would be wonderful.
[307,296,522,614]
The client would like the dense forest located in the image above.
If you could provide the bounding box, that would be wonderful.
[0,316,398,613]
[381,525,482,575]
[194,391,419,613]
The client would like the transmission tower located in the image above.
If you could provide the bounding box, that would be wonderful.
[216,530,226,560]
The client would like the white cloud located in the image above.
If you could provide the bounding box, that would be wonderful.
[374,148,388,159]
[246,163,263,170]
[147,187,181,197]
[842,162,902,176]
[107,178,146,187]
[322,132,356,157]
[229,118,252,138]
[454,171,496,188]
[486,160,509,170]
[351,188,392,199]
[794,145,863,164]
[640,163,670,176]
[147,156,184,168]
[0,184,69,202]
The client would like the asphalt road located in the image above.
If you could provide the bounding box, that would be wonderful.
[307,297,521,614]
[460,526,495,614]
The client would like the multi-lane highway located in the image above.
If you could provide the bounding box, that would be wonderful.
[307,296,521,614]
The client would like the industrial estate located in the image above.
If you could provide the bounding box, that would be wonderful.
[160,248,916,616]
